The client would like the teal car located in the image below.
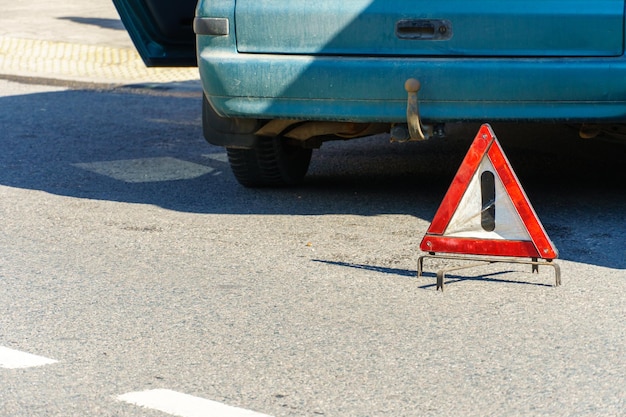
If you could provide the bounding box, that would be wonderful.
[113,0,626,186]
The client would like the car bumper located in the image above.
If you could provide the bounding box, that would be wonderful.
[198,45,626,123]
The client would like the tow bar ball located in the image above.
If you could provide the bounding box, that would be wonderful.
[391,78,436,142]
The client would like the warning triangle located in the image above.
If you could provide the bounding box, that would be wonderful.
[420,124,558,259]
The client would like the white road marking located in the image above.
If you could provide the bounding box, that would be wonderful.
[73,157,214,183]
[118,389,273,417]
[0,346,58,369]
[203,152,229,163]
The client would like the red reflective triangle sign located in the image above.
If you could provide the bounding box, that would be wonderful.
[420,124,558,259]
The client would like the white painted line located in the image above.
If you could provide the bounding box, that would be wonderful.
[0,346,58,369]
[73,157,214,183]
[118,389,273,417]
[203,152,229,163]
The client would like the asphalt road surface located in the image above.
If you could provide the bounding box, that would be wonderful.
[1,79,625,416]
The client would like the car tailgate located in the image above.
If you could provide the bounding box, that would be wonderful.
[235,0,624,57]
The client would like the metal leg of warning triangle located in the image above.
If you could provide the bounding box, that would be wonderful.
[551,260,562,286]
[436,261,493,291]
[417,254,561,290]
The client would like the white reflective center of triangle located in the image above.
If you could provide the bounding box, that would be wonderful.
[444,156,531,240]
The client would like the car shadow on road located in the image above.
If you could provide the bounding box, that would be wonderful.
[0,85,624,270]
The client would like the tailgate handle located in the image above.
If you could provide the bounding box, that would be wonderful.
[396,19,452,41]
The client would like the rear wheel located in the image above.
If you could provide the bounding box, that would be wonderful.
[202,95,312,187]
[226,137,312,187]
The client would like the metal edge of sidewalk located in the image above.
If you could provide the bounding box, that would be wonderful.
[0,36,201,90]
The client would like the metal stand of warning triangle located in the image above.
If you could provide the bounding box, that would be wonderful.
[417,254,561,291]
[417,124,561,291]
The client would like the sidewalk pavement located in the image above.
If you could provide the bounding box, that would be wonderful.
[0,0,200,87]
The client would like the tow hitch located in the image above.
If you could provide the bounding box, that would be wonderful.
[391,78,444,142]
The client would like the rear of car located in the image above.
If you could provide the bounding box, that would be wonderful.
[115,0,626,186]
[199,0,625,122]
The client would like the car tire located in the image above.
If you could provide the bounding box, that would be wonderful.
[202,95,312,187]
[226,137,312,187]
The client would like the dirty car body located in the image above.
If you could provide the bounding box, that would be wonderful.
[113,0,626,186]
